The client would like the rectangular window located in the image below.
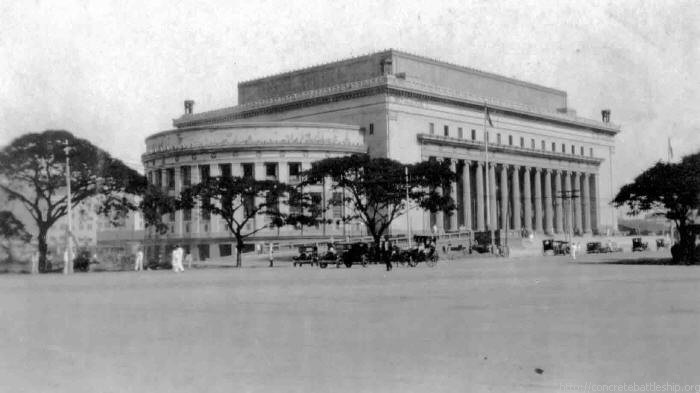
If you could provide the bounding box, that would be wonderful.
[243,195,255,217]
[508,135,513,145]
[497,133,502,145]
[590,147,594,157]
[429,123,435,135]
[288,162,301,182]
[219,163,232,178]
[181,166,191,187]
[520,137,525,148]
[444,125,449,137]
[571,145,575,154]
[199,165,210,182]
[184,208,192,221]
[531,138,535,149]
[201,204,210,220]
[458,127,463,139]
[369,123,374,135]
[219,244,232,257]
[265,163,278,179]
[242,163,254,179]
[198,244,210,260]
[561,143,566,153]
[148,171,153,185]
[289,189,303,216]
[331,192,343,218]
[155,169,162,187]
[166,168,175,189]
[551,142,556,151]
[580,146,584,156]
[471,129,476,140]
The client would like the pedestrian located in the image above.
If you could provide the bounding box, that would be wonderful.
[571,242,578,260]
[172,245,184,272]
[30,249,39,275]
[383,236,392,271]
[134,247,144,271]
[268,242,274,267]
[185,252,193,269]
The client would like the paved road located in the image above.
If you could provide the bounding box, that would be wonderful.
[1,253,699,392]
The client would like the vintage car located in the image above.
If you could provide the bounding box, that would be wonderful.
[656,238,670,251]
[632,237,648,252]
[543,239,569,255]
[586,242,603,254]
[292,245,318,267]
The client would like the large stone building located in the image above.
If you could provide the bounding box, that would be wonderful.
[142,49,619,260]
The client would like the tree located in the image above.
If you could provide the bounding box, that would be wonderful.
[613,152,700,263]
[180,176,292,267]
[0,211,32,263]
[300,154,456,247]
[0,130,145,272]
[139,185,180,235]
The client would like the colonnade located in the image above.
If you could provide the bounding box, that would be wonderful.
[433,159,597,235]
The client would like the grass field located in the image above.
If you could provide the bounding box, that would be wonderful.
[1,253,699,392]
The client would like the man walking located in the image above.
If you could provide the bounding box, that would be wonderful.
[134,247,144,271]
[171,245,184,272]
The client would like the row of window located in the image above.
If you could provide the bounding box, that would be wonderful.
[148,162,304,189]
[428,122,594,157]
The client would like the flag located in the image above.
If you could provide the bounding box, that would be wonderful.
[668,137,673,161]
[485,106,494,127]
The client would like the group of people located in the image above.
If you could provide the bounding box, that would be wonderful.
[133,245,192,272]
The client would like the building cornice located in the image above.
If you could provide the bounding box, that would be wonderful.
[173,76,620,135]
[146,121,360,142]
[417,134,605,166]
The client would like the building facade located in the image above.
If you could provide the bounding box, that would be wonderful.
[143,49,620,260]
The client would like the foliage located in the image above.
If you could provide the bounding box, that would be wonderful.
[300,154,456,245]
[0,130,145,271]
[613,151,700,263]
[139,185,180,235]
[180,176,293,267]
[0,211,31,243]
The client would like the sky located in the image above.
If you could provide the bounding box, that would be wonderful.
[1,0,699,193]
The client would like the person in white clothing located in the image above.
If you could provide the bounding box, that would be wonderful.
[134,247,144,271]
[171,245,184,272]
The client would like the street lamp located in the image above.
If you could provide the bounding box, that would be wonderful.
[63,140,74,274]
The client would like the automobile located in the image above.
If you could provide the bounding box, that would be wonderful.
[292,245,318,267]
[632,237,648,252]
[338,242,370,268]
[586,242,602,254]
[318,243,341,269]
[600,240,623,253]
[656,238,670,251]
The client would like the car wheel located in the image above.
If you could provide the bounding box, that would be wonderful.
[319,262,327,269]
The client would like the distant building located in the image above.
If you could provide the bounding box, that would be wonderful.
[143,49,620,260]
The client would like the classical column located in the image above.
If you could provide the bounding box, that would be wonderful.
[435,184,444,233]
[563,171,572,234]
[582,172,591,234]
[573,171,583,234]
[550,169,559,234]
[554,170,564,233]
[534,168,543,233]
[475,162,485,231]
[512,166,521,231]
[489,163,497,231]
[500,164,508,231]
[449,160,458,231]
[462,161,472,230]
[522,167,532,231]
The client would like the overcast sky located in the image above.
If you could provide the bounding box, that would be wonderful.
[1,0,698,193]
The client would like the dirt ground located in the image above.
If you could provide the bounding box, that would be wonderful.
[1,252,698,392]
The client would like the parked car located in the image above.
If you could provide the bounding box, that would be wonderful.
[632,237,648,252]
[292,245,318,267]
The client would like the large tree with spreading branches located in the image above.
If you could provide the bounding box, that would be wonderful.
[179,176,295,267]
[613,151,700,263]
[0,130,145,272]
[300,154,456,247]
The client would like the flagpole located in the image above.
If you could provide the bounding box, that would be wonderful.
[484,102,495,252]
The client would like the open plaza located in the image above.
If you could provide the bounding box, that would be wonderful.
[1,251,698,393]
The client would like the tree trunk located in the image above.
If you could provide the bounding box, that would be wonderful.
[235,237,244,268]
[38,226,49,273]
